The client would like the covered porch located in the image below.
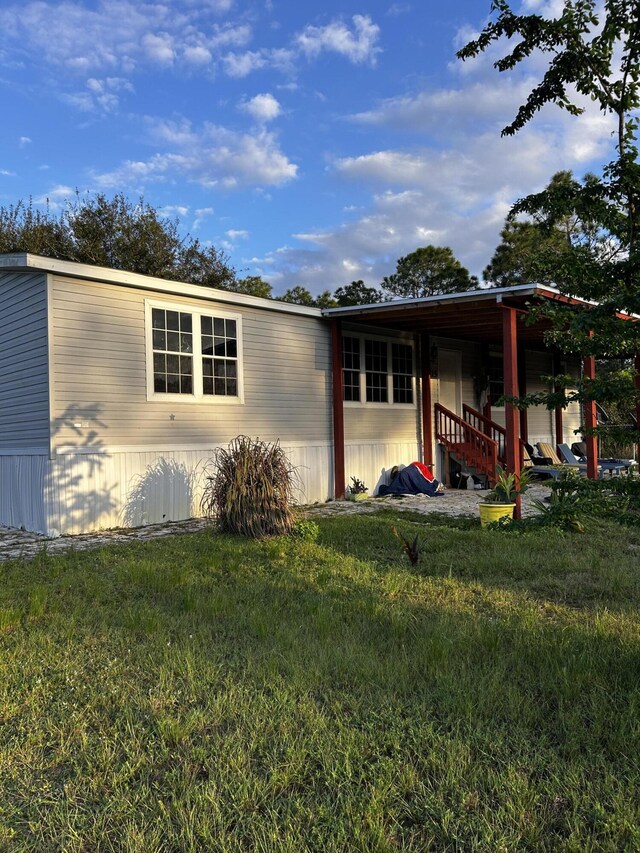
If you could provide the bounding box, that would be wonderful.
[325,285,612,519]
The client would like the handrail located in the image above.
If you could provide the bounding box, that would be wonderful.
[435,403,498,484]
[463,403,506,464]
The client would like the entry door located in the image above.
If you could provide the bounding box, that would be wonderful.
[438,348,462,416]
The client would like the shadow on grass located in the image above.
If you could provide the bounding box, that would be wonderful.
[315,508,640,614]
[1,523,640,850]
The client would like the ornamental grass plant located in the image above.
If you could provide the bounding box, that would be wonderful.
[200,435,299,538]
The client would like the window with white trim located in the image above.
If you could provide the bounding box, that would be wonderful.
[342,335,415,405]
[146,300,243,402]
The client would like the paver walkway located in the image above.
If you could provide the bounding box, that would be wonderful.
[0,484,551,563]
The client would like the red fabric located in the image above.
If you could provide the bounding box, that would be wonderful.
[410,461,435,482]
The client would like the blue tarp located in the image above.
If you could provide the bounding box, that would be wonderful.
[378,465,444,497]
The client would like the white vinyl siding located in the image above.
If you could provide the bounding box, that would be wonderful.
[50,275,332,451]
[0,271,49,450]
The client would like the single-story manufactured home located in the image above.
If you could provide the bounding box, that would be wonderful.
[0,253,604,535]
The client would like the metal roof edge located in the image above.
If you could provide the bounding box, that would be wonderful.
[321,283,561,318]
[0,253,324,319]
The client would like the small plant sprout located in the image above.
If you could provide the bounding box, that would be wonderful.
[392,527,421,566]
[349,477,368,495]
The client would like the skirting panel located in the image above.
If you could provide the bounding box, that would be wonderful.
[0,454,49,534]
[2,440,419,536]
[1,444,334,536]
[345,440,421,496]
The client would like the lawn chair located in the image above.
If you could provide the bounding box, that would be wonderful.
[536,442,601,478]
[522,445,565,480]
[571,441,638,475]
[556,443,627,477]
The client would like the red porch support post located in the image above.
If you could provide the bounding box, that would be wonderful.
[420,333,434,470]
[518,347,528,444]
[503,306,522,519]
[635,354,640,463]
[554,356,564,448]
[331,319,346,499]
[555,402,564,448]
[582,354,598,480]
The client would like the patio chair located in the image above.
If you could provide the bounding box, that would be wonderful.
[556,442,626,476]
[536,442,603,478]
[522,445,564,480]
[571,441,638,474]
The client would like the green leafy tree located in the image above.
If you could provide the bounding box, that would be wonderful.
[0,193,236,290]
[314,289,338,308]
[235,276,273,299]
[280,286,316,306]
[381,245,478,299]
[484,172,584,286]
[333,279,385,306]
[0,200,73,258]
[459,0,640,440]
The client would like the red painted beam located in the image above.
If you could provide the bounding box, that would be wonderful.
[554,396,564,448]
[554,355,564,447]
[502,306,522,519]
[331,319,346,499]
[518,347,528,443]
[582,354,598,480]
[420,334,434,469]
[635,354,640,464]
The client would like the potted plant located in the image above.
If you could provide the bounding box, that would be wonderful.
[346,476,369,502]
[479,466,532,527]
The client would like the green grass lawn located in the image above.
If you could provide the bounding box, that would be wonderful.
[1,511,639,851]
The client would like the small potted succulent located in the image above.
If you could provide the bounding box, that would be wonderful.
[479,466,532,527]
[346,476,369,502]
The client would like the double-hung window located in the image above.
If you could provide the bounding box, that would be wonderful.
[342,335,415,405]
[146,300,243,402]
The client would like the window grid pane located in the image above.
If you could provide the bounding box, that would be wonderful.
[202,313,239,397]
[342,337,361,402]
[365,340,388,403]
[152,309,194,395]
[392,343,413,404]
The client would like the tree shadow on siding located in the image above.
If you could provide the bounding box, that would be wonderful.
[47,404,118,535]
[121,458,196,528]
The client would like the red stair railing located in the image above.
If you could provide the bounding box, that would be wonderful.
[435,403,499,484]
[463,403,507,466]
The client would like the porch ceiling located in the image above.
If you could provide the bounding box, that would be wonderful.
[324,286,560,346]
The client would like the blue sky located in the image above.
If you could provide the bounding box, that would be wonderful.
[0,0,616,295]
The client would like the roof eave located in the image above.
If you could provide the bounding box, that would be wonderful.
[0,253,324,319]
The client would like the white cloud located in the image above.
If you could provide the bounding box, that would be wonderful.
[296,14,381,65]
[64,76,134,112]
[239,93,281,123]
[158,204,189,218]
[269,87,619,294]
[18,136,31,147]
[222,47,294,78]
[142,33,175,65]
[94,120,297,190]
[226,229,249,240]
[183,45,212,65]
[0,1,251,82]
[34,184,79,210]
[222,14,381,79]
[193,207,214,230]
[0,169,16,177]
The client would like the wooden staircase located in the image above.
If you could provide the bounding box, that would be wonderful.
[435,403,499,485]
[462,404,507,467]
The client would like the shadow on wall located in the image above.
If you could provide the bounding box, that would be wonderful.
[46,403,118,536]
[122,458,196,528]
